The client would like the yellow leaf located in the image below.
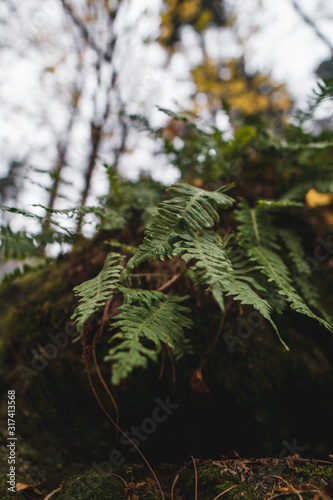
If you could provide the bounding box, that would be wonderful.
[306,189,332,208]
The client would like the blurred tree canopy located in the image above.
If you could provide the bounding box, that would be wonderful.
[0,0,301,225]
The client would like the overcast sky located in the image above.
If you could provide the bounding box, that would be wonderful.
[0,0,332,239]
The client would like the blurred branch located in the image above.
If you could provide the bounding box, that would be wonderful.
[291,0,333,54]
[60,0,113,61]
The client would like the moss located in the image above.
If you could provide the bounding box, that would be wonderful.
[281,462,333,488]
[166,462,333,499]
[0,476,16,500]
[51,470,126,499]
[177,467,240,500]
[51,469,160,500]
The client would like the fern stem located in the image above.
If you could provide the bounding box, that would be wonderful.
[250,209,260,245]
[92,298,120,435]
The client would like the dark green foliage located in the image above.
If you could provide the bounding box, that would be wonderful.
[71,252,123,334]
[2,83,333,385]
[124,181,234,274]
[105,290,193,384]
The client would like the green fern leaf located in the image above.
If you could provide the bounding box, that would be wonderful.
[124,182,234,275]
[173,230,281,341]
[0,227,38,260]
[105,290,193,384]
[279,228,332,323]
[104,338,157,386]
[236,201,333,336]
[71,252,123,335]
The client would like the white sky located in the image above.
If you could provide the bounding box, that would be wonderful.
[0,0,332,237]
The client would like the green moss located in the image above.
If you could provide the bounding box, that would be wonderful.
[168,462,333,499]
[177,467,240,500]
[52,471,125,499]
[0,476,16,500]
[51,470,160,500]
[281,463,333,488]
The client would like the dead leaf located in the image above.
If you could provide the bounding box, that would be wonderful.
[319,485,333,500]
[16,483,43,499]
[190,367,211,393]
[306,188,332,208]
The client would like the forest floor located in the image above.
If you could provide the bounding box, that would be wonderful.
[2,454,333,500]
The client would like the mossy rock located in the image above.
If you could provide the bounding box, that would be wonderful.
[0,232,333,486]
[3,459,330,499]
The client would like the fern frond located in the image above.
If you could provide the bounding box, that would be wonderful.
[0,227,38,260]
[105,290,193,384]
[279,228,332,323]
[33,204,125,231]
[173,231,232,312]
[236,201,333,336]
[71,252,123,335]
[171,338,194,361]
[124,182,234,275]
[173,230,280,340]
[104,338,157,386]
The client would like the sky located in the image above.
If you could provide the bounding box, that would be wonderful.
[0,0,332,239]
[234,0,333,102]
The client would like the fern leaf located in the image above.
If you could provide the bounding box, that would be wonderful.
[236,201,333,336]
[279,229,332,323]
[71,252,123,335]
[104,337,157,386]
[124,182,234,275]
[0,227,38,260]
[173,231,232,312]
[173,230,281,341]
[105,290,193,384]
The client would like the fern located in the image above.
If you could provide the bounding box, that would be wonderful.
[278,228,332,323]
[173,230,281,344]
[173,231,232,312]
[71,252,123,335]
[105,290,193,384]
[236,201,333,335]
[33,204,125,231]
[0,226,38,260]
[124,182,234,275]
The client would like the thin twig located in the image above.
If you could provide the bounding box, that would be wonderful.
[212,302,231,350]
[157,272,183,292]
[171,474,179,500]
[211,485,239,500]
[270,475,303,500]
[92,299,120,437]
[166,345,176,383]
[110,474,127,487]
[158,344,166,380]
[291,0,333,54]
[190,456,198,500]
[81,328,165,500]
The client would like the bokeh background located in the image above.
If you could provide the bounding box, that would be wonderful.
[1,0,332,237]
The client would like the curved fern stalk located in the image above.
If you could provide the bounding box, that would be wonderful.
[236,200,333,335]
[71,252,123,336]
[173,230,281,343]
[124,182,234,276]
[105,290,193,385]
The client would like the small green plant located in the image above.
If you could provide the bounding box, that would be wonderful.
[69,178,332,384]
[1,82,332,386]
